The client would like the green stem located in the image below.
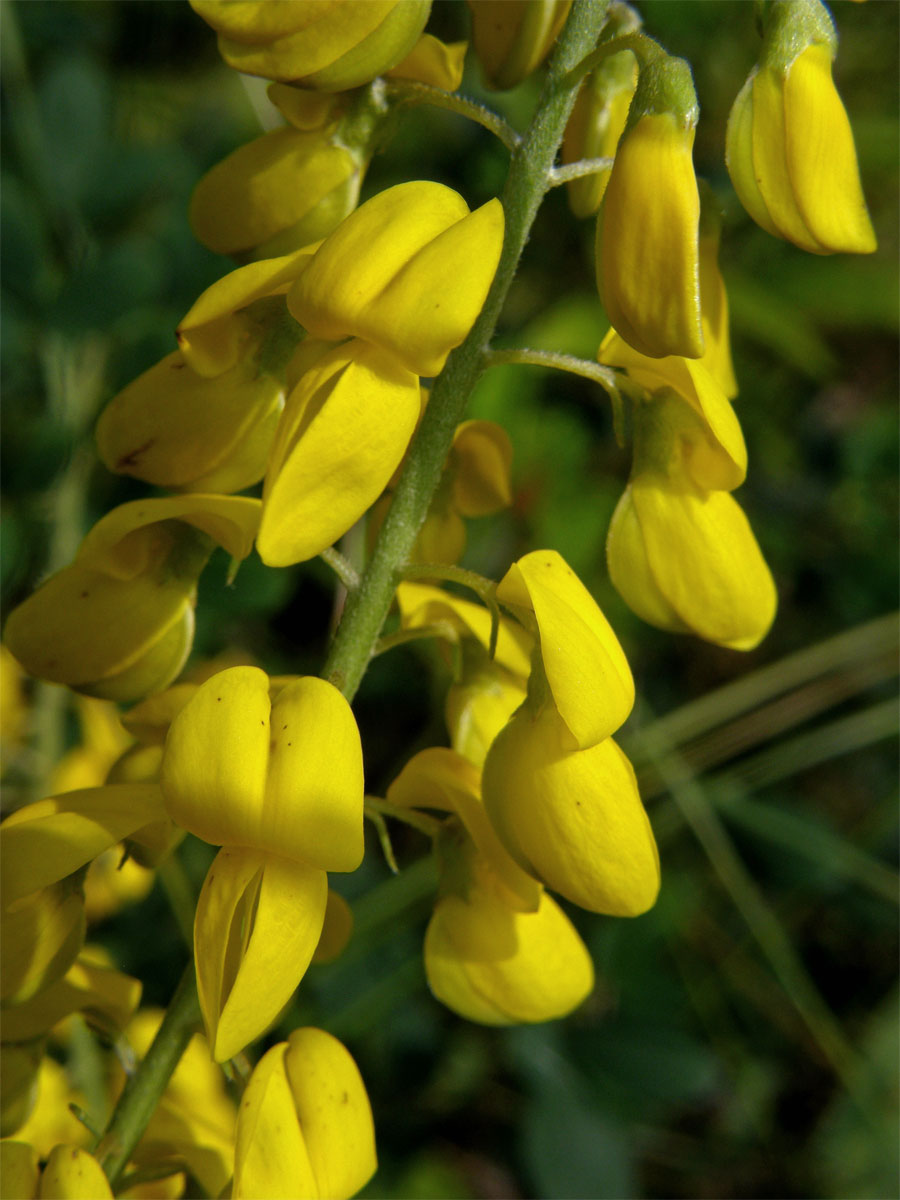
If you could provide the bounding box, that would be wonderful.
[96,962,201,1188]
[384,79,520,151]
[323,0,610,703]
[547,155,614,185]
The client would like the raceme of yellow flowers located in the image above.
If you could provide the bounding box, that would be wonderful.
[0,0,876,1196]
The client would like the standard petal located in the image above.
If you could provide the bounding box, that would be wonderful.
[283,1028,377,1200]
[258,340,420,566]
[161,667,270,850]
[497,550,634,748]
[482,704,660,917]
[287,182,503,376]
[195,847,327,1062]
[265,677,365,871]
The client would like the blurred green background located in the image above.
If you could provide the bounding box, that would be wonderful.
[1,1,897,1197]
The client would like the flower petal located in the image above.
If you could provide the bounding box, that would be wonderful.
[425,885,594,1024]
[283,1028,377,1199]
[0,785,166,909]
[497,550,634,748]
[258,340,420,566]
[395,582,533,678]
[482,704,660,916]
[195,847,327,1062]
[232,1042,318,1199]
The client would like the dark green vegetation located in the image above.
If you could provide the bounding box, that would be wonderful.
[1,2,897,1197]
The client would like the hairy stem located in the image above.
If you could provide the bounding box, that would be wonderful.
[323,0,610,703]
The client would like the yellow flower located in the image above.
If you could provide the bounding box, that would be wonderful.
[3,496,260,702]
[192,0,430,90]
[468,0,572,90]
[388,746,594,1024]
[726,4,875,255]
[607,470,777,651]
[287,181,504,377]
[562,49,637,218]
[257,339,420,566]
[445,658,527,769]
[233,1027,376,1200]
[95,349,285,493]
[482,702,660,916]
[496,549,634,750]
[598,331,746,491]
[596,55,703,359]
[697,186,739,400]
[160,667,364,1059]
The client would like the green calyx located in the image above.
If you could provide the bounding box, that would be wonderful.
[761,0,837,74]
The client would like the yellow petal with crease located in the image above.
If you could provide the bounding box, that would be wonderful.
[258,340,419,566]
[395,582,533,678]
[161,666,269,850]
[232,1042,318,1199]
[195,847,327,1062]
[284,1028,377,1199]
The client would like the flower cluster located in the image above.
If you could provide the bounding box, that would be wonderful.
[0,0,877,1196]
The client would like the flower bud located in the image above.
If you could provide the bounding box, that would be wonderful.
[193,0,430,90]
[726,0,875,255]
[597,53,703,358]
[233,1028,376,1199]
[482,703,660,916]
[562,49,637,217]
[190,127,362,262]
[288,181,504,377]
[468,0,572,90]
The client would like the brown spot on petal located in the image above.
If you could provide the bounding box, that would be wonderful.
[117,439,156,470]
